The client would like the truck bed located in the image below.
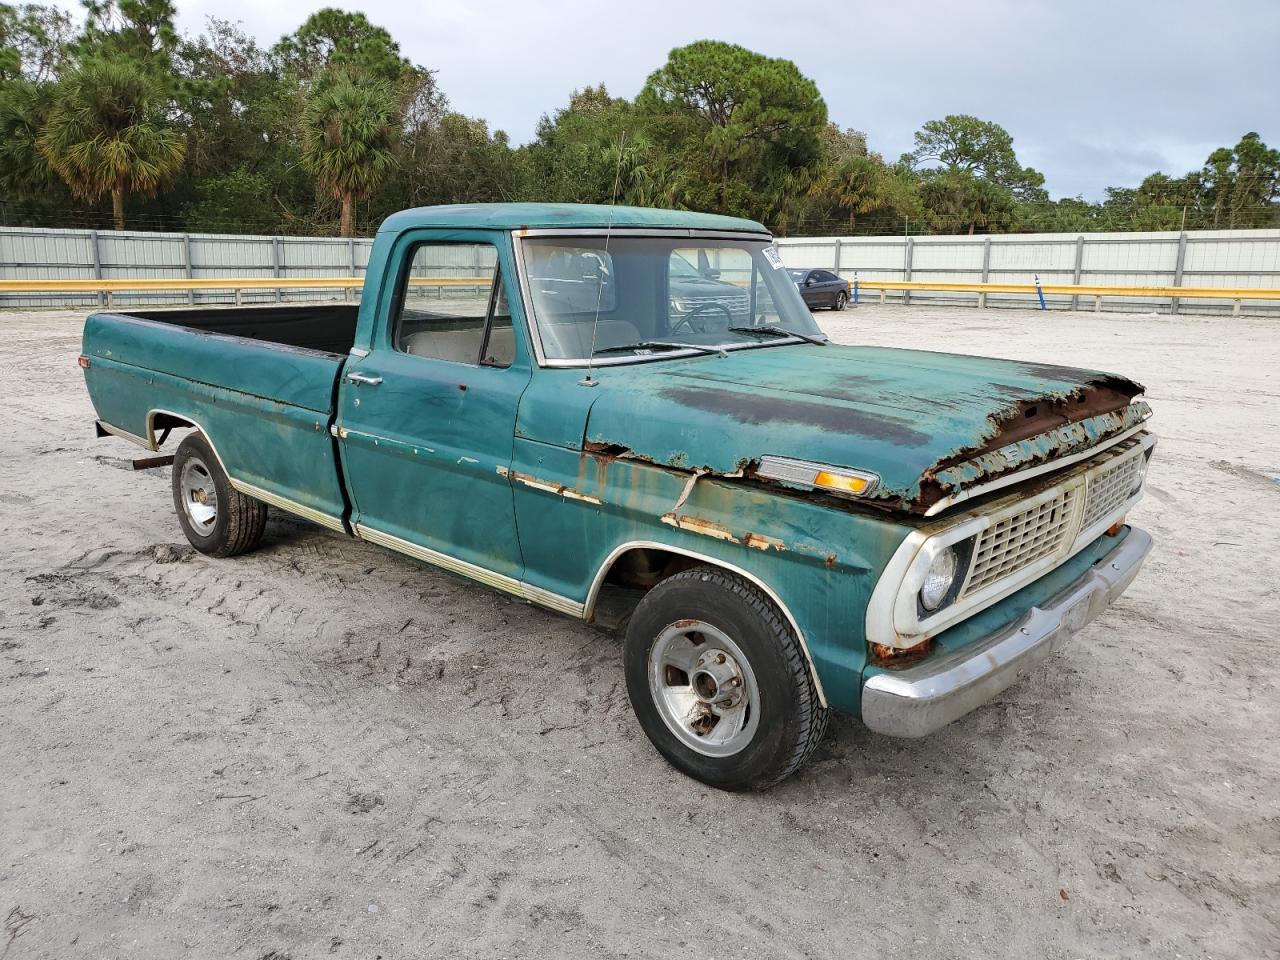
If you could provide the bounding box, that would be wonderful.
[82,305,354,526]
[127,304,359,356]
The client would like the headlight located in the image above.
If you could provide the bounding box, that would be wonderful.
[670,297,691,314]
[919,546,959,612]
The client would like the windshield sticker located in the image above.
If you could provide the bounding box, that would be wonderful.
[762,245,785,270]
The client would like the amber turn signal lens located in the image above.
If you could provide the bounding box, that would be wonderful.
[814,470,871,494]
[1106,517,1126,536]
[77,355,91,369]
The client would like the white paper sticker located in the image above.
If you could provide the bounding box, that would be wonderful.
[762,245,785,270]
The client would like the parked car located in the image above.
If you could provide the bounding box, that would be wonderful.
[789,267,850,310]
[82,203,1155,791]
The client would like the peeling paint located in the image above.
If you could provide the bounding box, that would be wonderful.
[661,513,787,552]
[510,470,604,506]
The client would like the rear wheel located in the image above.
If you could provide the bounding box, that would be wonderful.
[833,291,848,311]
[624,566,828,791]
[171,433,267,557]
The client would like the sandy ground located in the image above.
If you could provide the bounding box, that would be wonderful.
[0,303,1277,960]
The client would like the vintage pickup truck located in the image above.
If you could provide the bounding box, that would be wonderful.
[82,203,1155,790]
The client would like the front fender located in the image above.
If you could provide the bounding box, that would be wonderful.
[511,438,912,713]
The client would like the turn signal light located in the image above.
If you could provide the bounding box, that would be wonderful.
[1106,517,1126,536]
[814,470,873,495]
[77,355,91,369]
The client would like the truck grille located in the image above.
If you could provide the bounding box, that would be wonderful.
[1080,451,1144,531]
[962,488,1081,596]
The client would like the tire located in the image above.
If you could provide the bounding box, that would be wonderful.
[833,291,848,311]
[171,433,267,558]
[624,566,829,791]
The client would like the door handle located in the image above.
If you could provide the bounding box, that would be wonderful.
[346,372,383,386]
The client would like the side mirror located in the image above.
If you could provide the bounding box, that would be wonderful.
[804,277,814,286]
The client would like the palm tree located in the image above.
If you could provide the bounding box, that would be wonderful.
[38,60,185,230]
[300,76,400,237]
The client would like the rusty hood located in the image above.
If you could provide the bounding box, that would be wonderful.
[581,343,1147,514]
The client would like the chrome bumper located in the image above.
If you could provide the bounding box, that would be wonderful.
[860,527,1152,738]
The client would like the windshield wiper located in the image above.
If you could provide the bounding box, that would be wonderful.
[593,340,726,357]
[728,324,828,346]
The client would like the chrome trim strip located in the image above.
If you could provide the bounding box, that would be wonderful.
[861,527,1152,737]
[354,523,585,618]
[95,419,152,449]
[583,540,828,708]
[229,479,347,533]
[923,416,1151,516]
[514,227,773,241]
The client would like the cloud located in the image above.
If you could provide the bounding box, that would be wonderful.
[173,0,1280,201]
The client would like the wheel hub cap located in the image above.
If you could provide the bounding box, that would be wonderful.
[180,458,218,533]
[648,620,760,758]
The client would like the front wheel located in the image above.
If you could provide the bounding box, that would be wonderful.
[624,566,829,790]
[171,433,267,557]
[833,291,848,311]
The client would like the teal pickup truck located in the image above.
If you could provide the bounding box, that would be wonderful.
[82,203,1155,790]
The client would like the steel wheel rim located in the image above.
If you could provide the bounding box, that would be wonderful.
[180,457,218,534]
[648,619,761,758]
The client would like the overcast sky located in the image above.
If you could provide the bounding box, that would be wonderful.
[173,0,1279,201]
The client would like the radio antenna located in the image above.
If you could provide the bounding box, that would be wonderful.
[579,131,627,387]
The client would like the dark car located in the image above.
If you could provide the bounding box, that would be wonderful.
[788,268,850,311]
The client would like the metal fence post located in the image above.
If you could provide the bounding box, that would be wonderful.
[833,237,842,277]
[272,235,283,302]
[348,237,357,302]
[1171,231,1187,315]
[979,236,992,308]
[184,233,195,305]
[1071,235,1084,311]
[91,230,104,307]
[903,237,914,306]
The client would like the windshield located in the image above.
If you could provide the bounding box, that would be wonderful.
[520,235,825,363]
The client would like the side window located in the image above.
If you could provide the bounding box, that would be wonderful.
[395,242,512,367]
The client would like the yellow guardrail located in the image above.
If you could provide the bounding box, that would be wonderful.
[0,275,486,306]
[1,276,1277,313]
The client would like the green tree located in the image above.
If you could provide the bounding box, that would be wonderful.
[1202,132,1280,228]
[38,59,185,229]
[74,0,178,72]
[300,74,399,236]
[1,2,72,82]
[905,114,1045,201]
[274,8,410,88]
[919,169,1014,234]
[638,41,827,221]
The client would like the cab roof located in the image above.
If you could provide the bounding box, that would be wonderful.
[377,203,770,236]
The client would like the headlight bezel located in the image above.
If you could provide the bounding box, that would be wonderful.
[915,537,975,618]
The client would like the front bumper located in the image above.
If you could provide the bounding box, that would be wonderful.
[860,526,1152,737]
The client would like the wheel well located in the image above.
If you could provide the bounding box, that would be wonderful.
[588,544,828,708]
[148,411,196,447]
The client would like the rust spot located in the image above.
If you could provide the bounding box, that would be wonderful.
[510,471,603,505]
[662,514,786,552]
[869,638,934,667]
[824,554,837,569]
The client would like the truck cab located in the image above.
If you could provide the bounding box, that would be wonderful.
[82,203,1154,790]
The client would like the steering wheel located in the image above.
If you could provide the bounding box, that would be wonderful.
[669,301,734,336]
